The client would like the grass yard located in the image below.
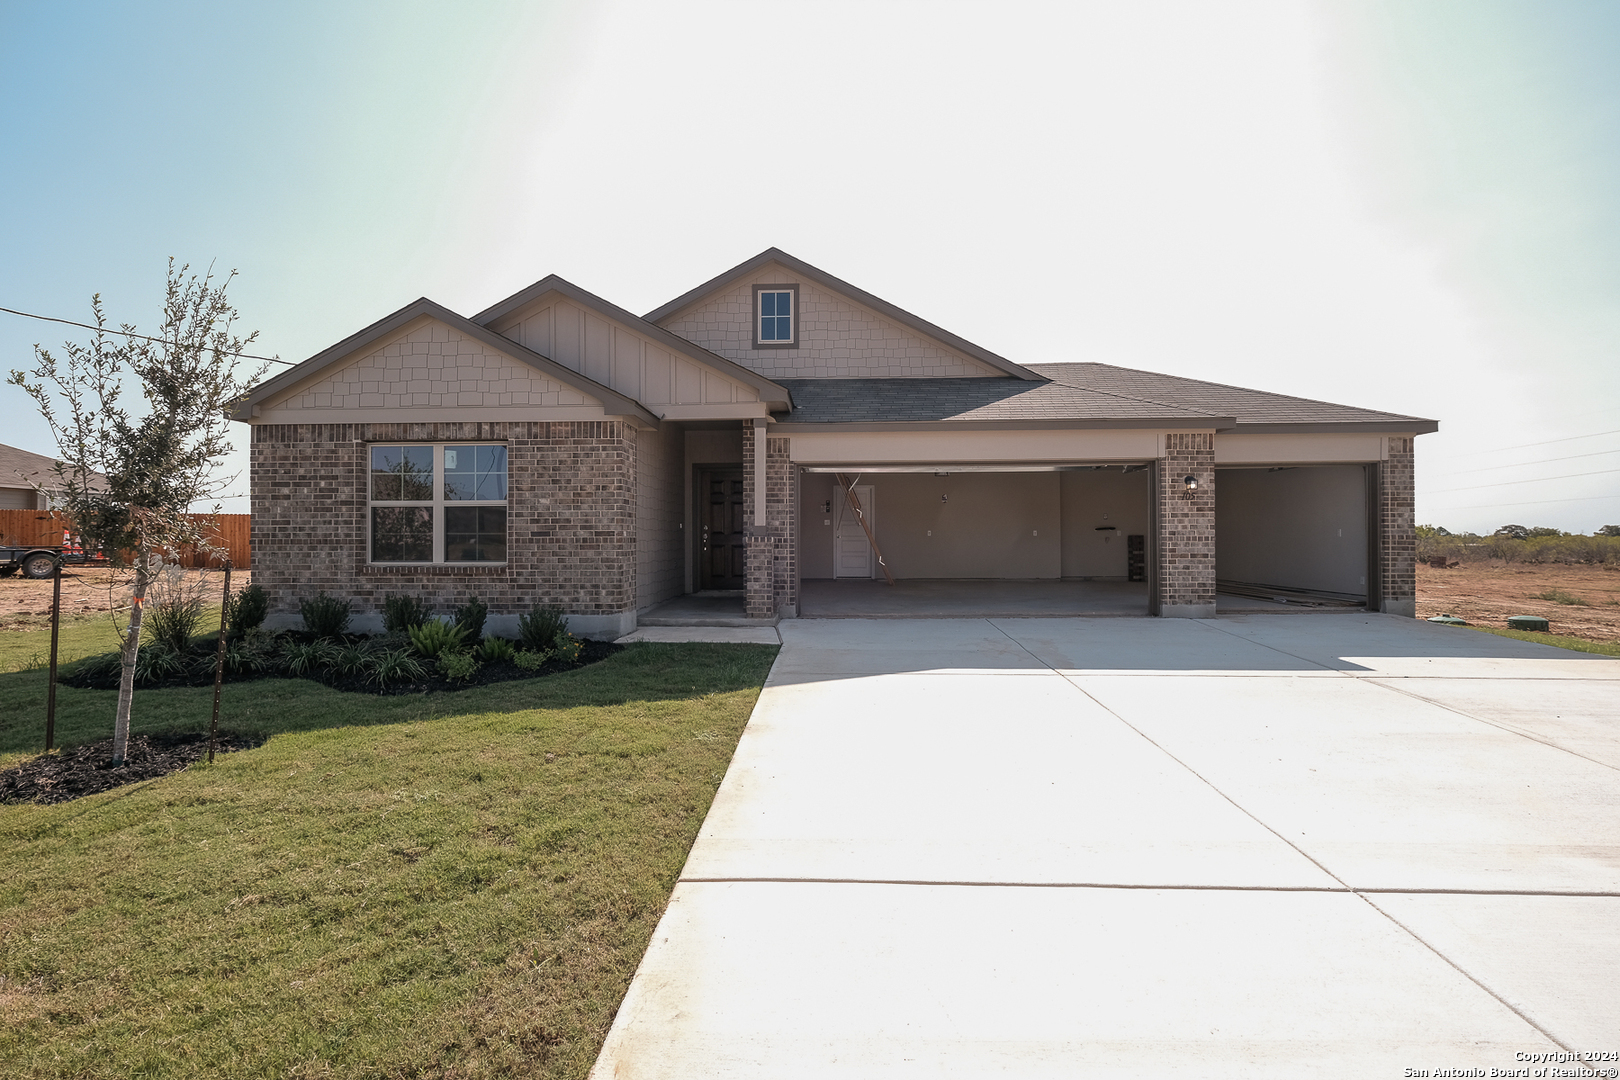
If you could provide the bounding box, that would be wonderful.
[1458,624,1620,657]
[0,609,143,677]
[0,641,778,1079]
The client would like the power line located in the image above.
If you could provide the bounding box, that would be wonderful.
[1432,447,1620,478]
[1466,427,1620,454]
[1,304,294,365]
[1426,467,1620,495]
[1438,492,1620,510]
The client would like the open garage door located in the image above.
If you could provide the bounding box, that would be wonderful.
[1215,465,1371,608]
[797,464,1152,617]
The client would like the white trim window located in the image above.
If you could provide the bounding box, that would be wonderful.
[755,285,796,346]
[369,443,508,563]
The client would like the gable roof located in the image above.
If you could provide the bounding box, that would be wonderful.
[643,248,1041,381]
[233,297,660,426]
[471,274,792,412]
[0,442,110,492]
[773,364,1438,434]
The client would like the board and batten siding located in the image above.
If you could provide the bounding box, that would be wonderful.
[497,299,761,411]
[655,264,1003,380]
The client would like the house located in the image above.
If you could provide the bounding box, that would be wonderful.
[0,442,66,511]
[236,249,1436,637]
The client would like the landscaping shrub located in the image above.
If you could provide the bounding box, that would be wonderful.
[363,647,426,689]
[477,636,516,664]
[407,618,468,659]
[383,593,431,634]
[453,595,488,641]
[225,583,269,635]
[554,634,583,663]
[299,592,352,639]
[144,566,208,653]
[436,650,480,683]
[134,642,187,684]
[283,639,341,677]
[513,648,551,671]
[225,629,279,676]
[518,603,569,652]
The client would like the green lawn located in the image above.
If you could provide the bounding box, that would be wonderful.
[0,641,778,1079]
[1459,624,1620,657]
[0,609,144,676]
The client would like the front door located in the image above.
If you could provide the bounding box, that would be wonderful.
[699,468,747,590]
[834,483,875,579]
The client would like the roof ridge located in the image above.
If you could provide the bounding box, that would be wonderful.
[1026,363,1223,419]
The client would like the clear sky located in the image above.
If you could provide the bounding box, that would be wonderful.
[1,0,1615,532]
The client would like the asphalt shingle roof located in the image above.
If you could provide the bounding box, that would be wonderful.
[776,363,1435,430]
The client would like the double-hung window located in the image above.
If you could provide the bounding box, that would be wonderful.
[754,284,797,347]
[369,443,508,563]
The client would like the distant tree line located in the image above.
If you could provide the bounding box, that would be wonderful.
[1417,524,1620,565]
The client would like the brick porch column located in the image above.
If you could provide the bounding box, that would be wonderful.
[1156,432,1217,618]
[741,421,796,621]
[1378,436,1416,617]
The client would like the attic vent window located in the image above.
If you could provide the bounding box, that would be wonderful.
[754,285,798,348]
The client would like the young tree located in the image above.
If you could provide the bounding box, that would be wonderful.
[8,261,268,764]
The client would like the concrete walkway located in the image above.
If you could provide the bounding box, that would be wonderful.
[592,616,1620,1078]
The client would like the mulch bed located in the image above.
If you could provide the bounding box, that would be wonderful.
[59,638,624,694]
[0,731,264,806]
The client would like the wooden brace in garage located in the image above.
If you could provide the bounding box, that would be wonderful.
[833,472,896,586]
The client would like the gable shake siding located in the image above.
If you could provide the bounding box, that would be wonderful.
[661,273,1000,379]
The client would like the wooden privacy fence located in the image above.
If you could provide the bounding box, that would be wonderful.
[0,510,252,569]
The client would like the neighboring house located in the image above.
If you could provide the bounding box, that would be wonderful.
[236,249,1436,637]
[0,442,63,511]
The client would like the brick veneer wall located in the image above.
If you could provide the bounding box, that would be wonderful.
[251,420,636,625]
[1378,436,1416,616]
[741,425,798,619]
[1156,433,1217,616]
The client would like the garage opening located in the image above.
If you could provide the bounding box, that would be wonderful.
[797,464,1152,618]
[1215,465,1372,611]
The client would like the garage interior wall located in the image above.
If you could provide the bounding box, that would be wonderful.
[798,468,1150,580]
[1215,465,1368,596]
[1059,469,1151,578]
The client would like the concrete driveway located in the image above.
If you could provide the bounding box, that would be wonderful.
[593,616,1620,1078]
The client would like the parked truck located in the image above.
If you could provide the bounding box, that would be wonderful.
[0,536,107,579]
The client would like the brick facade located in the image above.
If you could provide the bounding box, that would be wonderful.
[251,420,636,634]
[1156,433,1217,617]
[741,425,798,620]
[1378,436,1416,616]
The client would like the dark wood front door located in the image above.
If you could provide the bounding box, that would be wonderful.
[699,468,747,590]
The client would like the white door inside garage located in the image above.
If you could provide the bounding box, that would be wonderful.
[1215,465,1370,603]
[834,484,875,578]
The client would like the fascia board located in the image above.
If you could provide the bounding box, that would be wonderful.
[1229,421,1439,435]
[768,418,1234,433]
[643,247,1042,381]
[234,298,660,429]
[470,274,793,411]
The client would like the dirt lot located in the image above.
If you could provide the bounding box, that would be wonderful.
[1417,562,1620,642]
[0,567,251,631]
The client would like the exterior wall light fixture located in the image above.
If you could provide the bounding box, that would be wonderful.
[1183,475,1199,493]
